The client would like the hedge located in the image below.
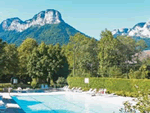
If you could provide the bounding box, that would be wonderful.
[67,77,150,93]
[0,83,12,88]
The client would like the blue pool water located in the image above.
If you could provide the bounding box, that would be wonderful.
[12,93,123,113]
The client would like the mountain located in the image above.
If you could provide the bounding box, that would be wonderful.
[0,9,89,46]
[112,21,150,50]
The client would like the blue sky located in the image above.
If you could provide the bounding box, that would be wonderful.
[0,0,149,40]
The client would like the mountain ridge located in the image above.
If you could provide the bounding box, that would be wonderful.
[0,9,64,32]
[112,21,150,50]
[112,21,150,38]
[0,9,90,46]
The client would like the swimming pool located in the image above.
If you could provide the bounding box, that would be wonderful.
[12,92,127,113]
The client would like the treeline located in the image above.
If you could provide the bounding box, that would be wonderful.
[62,30,149,79]
[0,38,69,84]
[0,29,149,85]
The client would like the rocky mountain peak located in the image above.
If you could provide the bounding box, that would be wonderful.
[112,21,150,38]
[0,9,64,32]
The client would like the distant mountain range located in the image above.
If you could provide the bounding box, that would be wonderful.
[112,21,150,50]
[1,9,150,50]
[0,9,89,46]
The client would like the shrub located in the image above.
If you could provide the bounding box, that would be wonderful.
[0,88,3,92]
[121,86,150,113]
[50,80,54,87]
[107,66,122,78]
[67,77,150,97]
[82,87,90,91]
[0,83,12,88]
[56,77,67,87]
[31,78,37,89]
[12,84,31,89]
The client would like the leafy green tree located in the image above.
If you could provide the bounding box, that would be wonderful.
[56,77,67,87]
[98,29,120,77]
[3,44,19,77]
[48,43,69,82]
[116,36,146,65]
[107,66,122,78]
[128,65,149,79]
[142,57,150,65]
[27,47,41,80]
[77,38,99,76]
[27,42,69,84]
[0,39,7,78]
[36,42,49,82]
[62,33,98,77]
[128,69,136,79]
[17,38,38,80]
[98,29,147,77]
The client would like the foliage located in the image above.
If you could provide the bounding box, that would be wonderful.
[0,40,19,80]
[0,28,149,86]
[0,39,7,76]
[31,78,37,89]
[12,84,31,89]
[107,66,122,78]
[67,77,150,94]
[120,85,150,113]
[98,29,120,77]
[27,42,69,84]
[2,44,19,76]
[128,65,149,79]
[17,38,38,80]
[142,57,150,65]
[98,30,147,77]
[0,83,12,88]
[62,33,98,77]
[56,77,67,87]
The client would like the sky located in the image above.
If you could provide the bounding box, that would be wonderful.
[0,0,150,40]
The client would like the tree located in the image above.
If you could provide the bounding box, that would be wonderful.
[107,66,122,78]
[17,38,38,81]
[98,29,147,77]
[27,42,69,85]
[47,43,69,82]
[3,44,19,77]
[98,29,120,77]
[27,47,41,79]
[0,39,7,79]
[62,33,98,77]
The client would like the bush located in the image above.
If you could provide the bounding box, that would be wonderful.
[121,87,150,113]
[12,84,31,89]
[0,83,12,88]
[106,90,112,94]
[67,77,150,97]
[31,78,37,89]
[0,88,3,92]
[107,66,122,78]
[56,77,67,87]
[82,87,90,91]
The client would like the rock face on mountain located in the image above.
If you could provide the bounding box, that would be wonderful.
[112,21,150,50]
[0,9,87,46]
